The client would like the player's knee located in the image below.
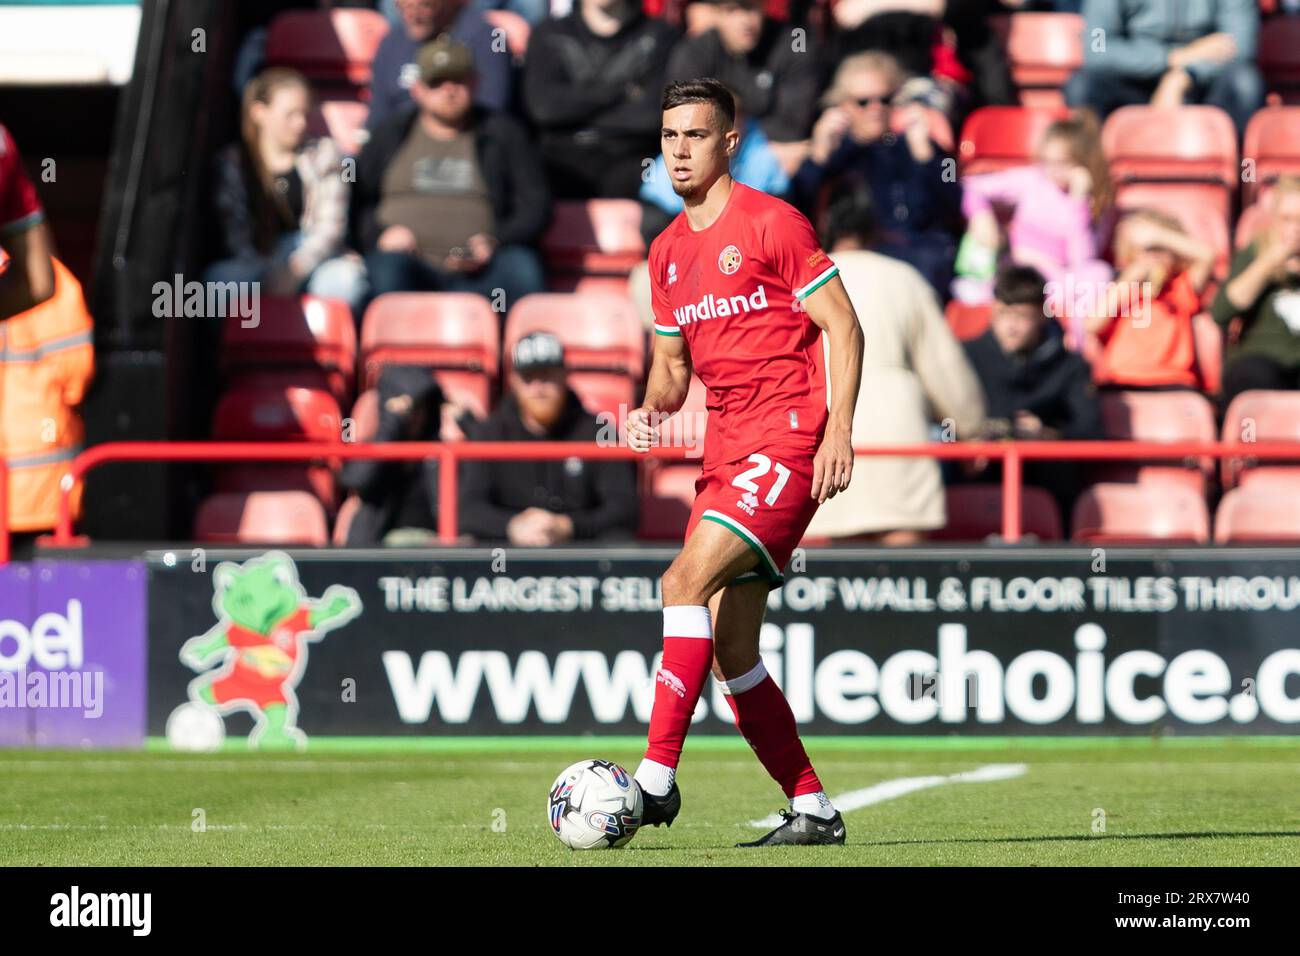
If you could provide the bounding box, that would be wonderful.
[660,562,706,607]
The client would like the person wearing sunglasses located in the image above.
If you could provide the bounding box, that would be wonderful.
[789,51,961,296]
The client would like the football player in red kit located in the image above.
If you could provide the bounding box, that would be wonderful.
[625,79,864,846]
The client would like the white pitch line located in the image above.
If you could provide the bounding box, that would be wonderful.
[749,763,1027,828]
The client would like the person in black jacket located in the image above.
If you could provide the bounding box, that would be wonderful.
[522,0,679,200]
[349,37,550,312]
[341,364,456,547]
[665,0,821,145]
[962,265,1103,523]
[459,332,639,545]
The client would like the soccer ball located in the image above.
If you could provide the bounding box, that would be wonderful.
[547,759,643,849]
[165,702,225,752]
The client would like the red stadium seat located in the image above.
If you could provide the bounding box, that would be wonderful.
[1101,106,1239,224]
[989,13,1084,107]
[1070,483,1210,544]
[264,9,389,96]
[639,460,703,541]
[222,295,356,408]
[1095,389,1217,492]
[1242,107,1300,206]
[932,485,1064,542]
[483,9,530,61]
[195,491,330,547]
[345,388,380,443]
[1259,15,1300,102]
[541,200,646,277]
[1220,390,1300,488]
[307,100,369,155]
[944,300,992,341]
[211,380,343,508]
[504,292,646,418]
[359,292,500,415]
[957,106,1071,176]
[1214,479,1300,543]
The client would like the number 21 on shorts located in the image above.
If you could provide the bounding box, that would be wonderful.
[732,453,791,505]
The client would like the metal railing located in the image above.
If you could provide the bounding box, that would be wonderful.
[11,439,1293,562]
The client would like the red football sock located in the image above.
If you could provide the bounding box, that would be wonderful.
[644,605,714,769]
[722,662,822,798]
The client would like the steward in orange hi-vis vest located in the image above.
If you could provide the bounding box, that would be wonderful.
[0,256,94,531]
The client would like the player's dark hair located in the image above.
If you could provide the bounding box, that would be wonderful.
[662,78,737,131]
[993,264,1048,310]
[821,184,879,250]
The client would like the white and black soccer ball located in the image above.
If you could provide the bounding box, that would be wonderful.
[547,759,643,850]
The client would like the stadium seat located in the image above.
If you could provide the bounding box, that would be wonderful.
[359,292,500,415]
[1101,106,1239,224]
[1214,478,1300,543]
[307,100,369,156]
[264,9,389,97]
[944,300,992,341]
[638,460,702,541]
[211,380,344,507]
[932,485,1064,542]
[1242,107,1300,206]
[1220,390,1300,488]
[222,295,356,408]
[1259,15,1300,103]
[1095,389,1217,492]
[1070,483,1210,544]
[988,13,1084,108]
[504,292,646,419]
[541,200,646,277]
[957,106,1071,176]
[483,9,530,61]
[195,491,330,547]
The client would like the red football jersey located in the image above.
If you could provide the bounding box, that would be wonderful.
[649,182,840,470]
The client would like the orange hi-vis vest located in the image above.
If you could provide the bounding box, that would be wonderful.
[0,257,94,532]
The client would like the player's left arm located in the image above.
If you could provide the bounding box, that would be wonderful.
[803,274,864,503]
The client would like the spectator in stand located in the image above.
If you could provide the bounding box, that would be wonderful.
[522,0,678,199]
[790,51,962,295]
[459,332,639,545]
[1065,0,1263,135]
[0,122,54,318]
[351,38,549,310]
[804,187,986,544]
[953,111,1115,347]
[665,0,822,146]
[1213,177,1300,408]
[341,365,457,546]
[366,0,512,130]
[1086,209,1214,390]
[207,68,368,315]
[963,264,1103,517]
[638,93,789,243]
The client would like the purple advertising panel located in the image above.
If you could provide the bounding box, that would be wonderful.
[0,560,147,747]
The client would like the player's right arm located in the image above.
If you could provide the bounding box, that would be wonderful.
[626,330,692,453]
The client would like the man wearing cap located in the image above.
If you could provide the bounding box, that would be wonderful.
[350,36,550,310]
[458,332,639,546]
[367,0,510,131]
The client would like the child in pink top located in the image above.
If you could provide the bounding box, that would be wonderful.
[954,112,1115,350]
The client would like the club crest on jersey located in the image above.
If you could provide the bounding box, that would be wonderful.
[718,244,743,275]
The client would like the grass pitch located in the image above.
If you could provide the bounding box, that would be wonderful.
[2,737,1297,866]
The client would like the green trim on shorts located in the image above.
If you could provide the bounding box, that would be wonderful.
[700,510,784,586]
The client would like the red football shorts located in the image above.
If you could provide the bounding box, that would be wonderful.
[684,448,821,589]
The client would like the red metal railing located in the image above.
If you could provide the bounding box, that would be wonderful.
[20,439,1298,561]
